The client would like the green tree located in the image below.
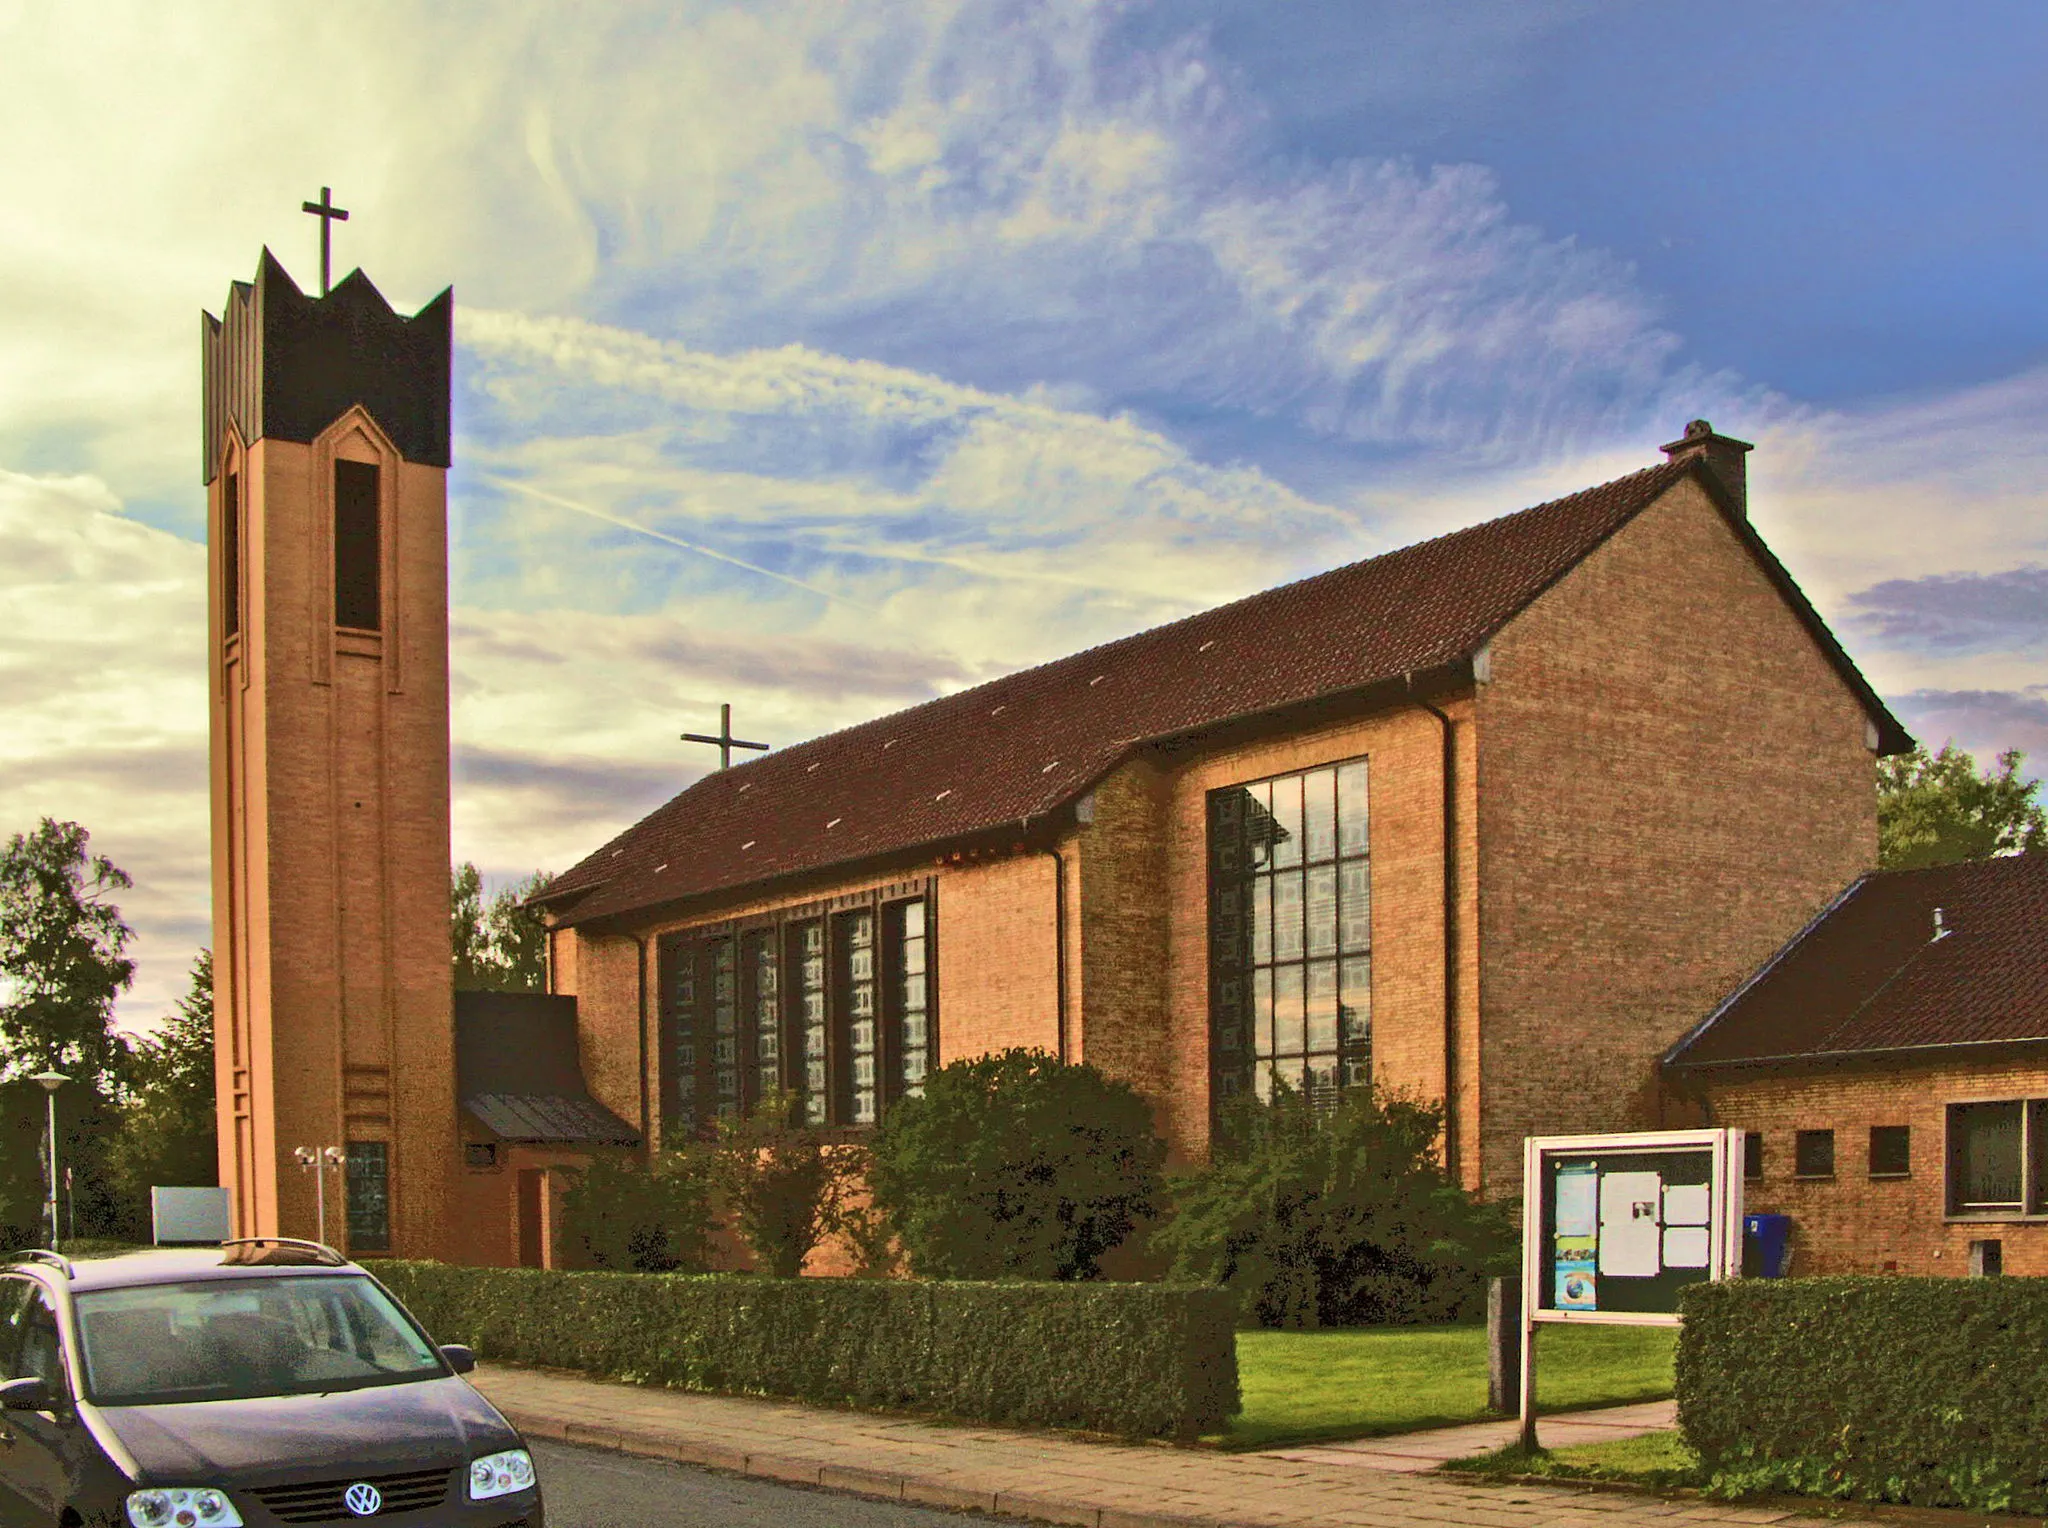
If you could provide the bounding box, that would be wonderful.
[1877,743,2045,870]
[0,818,134,1079]
[712,1091,861,1277]
[868,1049,1165,1281]
[0,819,136,1242]
[1153,1083,1513,1329]
[451,862,552,991]
[560,1152,713,1272]
[106,950,220,1219]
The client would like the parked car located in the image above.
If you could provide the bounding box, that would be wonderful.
[0,1240,542,1526]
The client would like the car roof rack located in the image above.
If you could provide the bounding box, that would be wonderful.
[219,1237,348,1267]
[17,1249,74,1279]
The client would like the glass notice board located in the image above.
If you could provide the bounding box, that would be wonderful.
[1523,1130,1743,1326]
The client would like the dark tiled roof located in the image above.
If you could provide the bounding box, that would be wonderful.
[465,1092,639,1146]
[454,991,639,1145]
[1666,852,2048,1070]
[540,456,1907,928]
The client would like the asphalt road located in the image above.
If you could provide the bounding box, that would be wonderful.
[530,1437,1010,1528]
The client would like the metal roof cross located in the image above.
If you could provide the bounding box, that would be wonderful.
[301,186,350,297]
[682,703,769,771]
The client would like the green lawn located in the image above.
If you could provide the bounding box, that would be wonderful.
[1440,1430,1702,1489]
[1220,1322,1677,1449]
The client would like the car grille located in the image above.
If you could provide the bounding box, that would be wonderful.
[248,1465,452,1523]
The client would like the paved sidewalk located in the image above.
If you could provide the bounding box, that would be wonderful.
[471,1364,1872,1528]
[1271,1400,1679,1473]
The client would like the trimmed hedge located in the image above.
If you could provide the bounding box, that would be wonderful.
[1677,1277,2048,1513]
[375,1262,1240,1439]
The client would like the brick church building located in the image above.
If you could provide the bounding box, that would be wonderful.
[204,246,1913,1267]
[532,421,1912,1215]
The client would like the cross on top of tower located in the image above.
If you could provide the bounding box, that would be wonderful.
[301,186,350,297]
[682,703,769,771]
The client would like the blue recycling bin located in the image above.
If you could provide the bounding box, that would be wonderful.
[1744,1213,1792,1278]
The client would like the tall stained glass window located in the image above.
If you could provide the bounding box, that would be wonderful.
[746,929,782,1099]
[795,921,828,1124]
[1209,759,1370,1114]
[709,937,739,1119]
[838,911,879,1125]
[891,899,930,1100]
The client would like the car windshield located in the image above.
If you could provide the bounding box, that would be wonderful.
[75,1275,443,1406]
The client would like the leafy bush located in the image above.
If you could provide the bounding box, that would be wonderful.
[1154,1083,1512,1328]
[868,1049,1165,1280]
[711,1091,860,1277]
[560,1153,712,1272]
[376,1262,1240,1439]
[1678,1277,2048,1513]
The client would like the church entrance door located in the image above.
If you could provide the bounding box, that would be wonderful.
[517,1170,545,1267]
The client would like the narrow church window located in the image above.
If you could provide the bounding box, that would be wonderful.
[747,929,782,1102]
[334,459,381,630]
[345,1141,390,1252]
[710,937,740,1119]
[660,938,701,1138]
[837,911,879,1125]
[1209,757,1370,1120]
[890,899,930,1100]
[222,471,242,640]
[795,921,828,1124]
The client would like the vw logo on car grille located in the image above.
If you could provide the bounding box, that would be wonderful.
[344,1481,383,1517]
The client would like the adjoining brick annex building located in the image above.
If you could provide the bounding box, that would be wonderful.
[1665,851,2048,1277]
[204,246,1916,1268]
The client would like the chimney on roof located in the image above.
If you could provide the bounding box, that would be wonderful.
[1661,419,1754,519]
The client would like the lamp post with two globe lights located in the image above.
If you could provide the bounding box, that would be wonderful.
[294,1145,345,1246]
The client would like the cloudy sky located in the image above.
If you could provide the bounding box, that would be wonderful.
[3,0,2043,1027]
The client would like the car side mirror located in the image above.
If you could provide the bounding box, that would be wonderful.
[438,1344,476,1375]
[0,1377,51,1411]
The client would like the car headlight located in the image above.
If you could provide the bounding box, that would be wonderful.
[125,1487,243,1527]
[469,1447,536,1500]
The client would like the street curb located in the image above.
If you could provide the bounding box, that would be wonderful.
[506,1407,1236,1528]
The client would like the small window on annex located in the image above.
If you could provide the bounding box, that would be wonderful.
[1868,1124,1911,1179]
[659,887,935,1139]
[1794,1129,1835,1179]
[1743,1130,1764,1181]
[1208,758,1370,1115]
[1944,1100,2048,1217]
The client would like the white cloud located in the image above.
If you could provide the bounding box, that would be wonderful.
[0,471,209,1029]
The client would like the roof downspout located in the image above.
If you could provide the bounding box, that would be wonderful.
[1045,845,1069,1063]
[630,933,652,1157]
[1407,677,1461,1185]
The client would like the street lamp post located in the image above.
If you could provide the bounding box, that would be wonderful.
[31,1072,69,1250]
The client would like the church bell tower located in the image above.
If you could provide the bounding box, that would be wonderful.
[203,237,459,1259]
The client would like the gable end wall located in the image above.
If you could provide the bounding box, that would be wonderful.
[1474,477,1878,1197]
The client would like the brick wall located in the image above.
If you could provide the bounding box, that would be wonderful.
[1704,1060,2048,1276]
[213,417,460,1260]
[1475,477,1880,1200]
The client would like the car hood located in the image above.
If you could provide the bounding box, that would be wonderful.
[88,1377,519,1483]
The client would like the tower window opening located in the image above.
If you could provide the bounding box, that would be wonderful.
[334,459,381,630]
[223,471,242,640]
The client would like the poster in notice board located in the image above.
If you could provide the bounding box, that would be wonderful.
[1530,1136,1734,1319]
